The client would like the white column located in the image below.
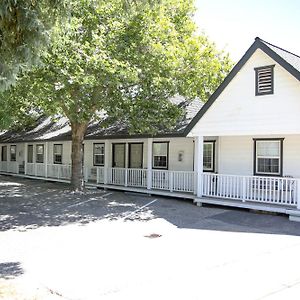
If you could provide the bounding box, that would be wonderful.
[297,179,300,210]
[24,143,28,175]
[45,142,48,178]
[194,136,203,198]
[147,138,153,190]
[104,140,110,184]
[125,143,128,187]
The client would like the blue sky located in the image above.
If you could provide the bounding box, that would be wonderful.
[194,0,300,61]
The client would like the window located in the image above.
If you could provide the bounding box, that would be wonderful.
[203,141,215,172]
[153,142,168,169]
[53,144,63,164]
[27,145,33,163]
[93,143,105,166]
[1,146,7,161]
[254,139,283,176]
[36,144,44,163]
[255,65,274,96]
[10,145,17,161]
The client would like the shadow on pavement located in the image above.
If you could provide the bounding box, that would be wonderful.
[1,175,300,236]
[0,262,24,279]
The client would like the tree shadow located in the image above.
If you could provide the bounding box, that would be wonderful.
[1,175,300,236]
[0,262,24,279]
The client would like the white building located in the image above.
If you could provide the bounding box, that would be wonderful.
[1,37,300,220]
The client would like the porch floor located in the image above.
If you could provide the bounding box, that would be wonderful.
[195,196,297,215]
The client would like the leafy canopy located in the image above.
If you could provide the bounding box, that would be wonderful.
[2,0,232,134]
[0,0,67,90]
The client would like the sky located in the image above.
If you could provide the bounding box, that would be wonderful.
[194,0,300,62]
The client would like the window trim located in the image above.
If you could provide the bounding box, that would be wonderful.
[255,64,275,96]
[112,143,126,168]
[128,142,143,169]
[27,145,34,163]
[53,144,63,164]
[36,144,44,164]
[253,138,283,177]
[203,141,216,173]
[1,145,7,162]
[10,145,17,162]
[93,143,105,166]
[152,141,169,170]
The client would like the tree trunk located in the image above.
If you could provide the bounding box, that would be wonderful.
[70,122,88,191]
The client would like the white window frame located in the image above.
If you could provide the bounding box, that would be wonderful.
[93,143,105,166]
[53,144,63,164]
[36,144,44,163]
[27,145,33,163]
[203,141,215,172]
[152,142,169,169]
[10,145,17,162]
[255,139,282,176]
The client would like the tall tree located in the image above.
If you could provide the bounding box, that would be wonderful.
[3,0,232,191]
[0,0,66,90]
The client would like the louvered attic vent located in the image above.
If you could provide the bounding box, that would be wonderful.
[255,65,274,96]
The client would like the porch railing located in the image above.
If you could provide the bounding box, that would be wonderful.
[0,161,19,173]
[202,173,297,207]
[0,163,298,208]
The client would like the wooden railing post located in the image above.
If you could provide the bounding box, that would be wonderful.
[125,169,128,187]
[242,177,246,202]
[169,171,173,192]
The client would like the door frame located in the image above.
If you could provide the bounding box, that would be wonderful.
[128,142,143,169]
[112,143,126,168]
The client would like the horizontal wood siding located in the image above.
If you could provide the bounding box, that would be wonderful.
[190,49,300,136]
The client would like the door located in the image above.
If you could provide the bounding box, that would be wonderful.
[128,143,143,169]
[112,143,125,168]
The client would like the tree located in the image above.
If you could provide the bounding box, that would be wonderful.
[3,0,232,191]
[0,0,66,90]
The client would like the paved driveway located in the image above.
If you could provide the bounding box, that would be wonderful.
[1,175,300,299]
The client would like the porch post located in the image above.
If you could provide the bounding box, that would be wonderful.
[297,179,300,210]
[104,140,109,184]
[194,136,203,198]
[147,138,153,190]
[24,143,28,175]
[45,142,48,178]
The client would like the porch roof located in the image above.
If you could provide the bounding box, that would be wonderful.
[0,96,203,143]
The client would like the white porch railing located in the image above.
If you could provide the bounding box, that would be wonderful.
[0,161,19,173]
[202,173,297,207]
[0,163,298,209]
[48,164,72,180]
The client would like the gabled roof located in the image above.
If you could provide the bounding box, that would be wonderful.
[0,96,203,143]
[184,37,300,135]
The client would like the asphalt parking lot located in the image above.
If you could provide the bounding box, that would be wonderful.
[1,175,300,299]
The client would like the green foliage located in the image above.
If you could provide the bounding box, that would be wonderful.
[0,0,67,90]
[4,0,232,134]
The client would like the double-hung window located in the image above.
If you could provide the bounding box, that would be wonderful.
[53,144,63,164]
[203,141,215,172]
[254,139,283,176]
[36,144,44,163]
[153,142,168,169]
[93,143,105,166]
[10,145,17,161]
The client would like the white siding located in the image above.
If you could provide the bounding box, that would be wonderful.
[218,135,300,178]
[83,137,195,171]
[190,49,300,136]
